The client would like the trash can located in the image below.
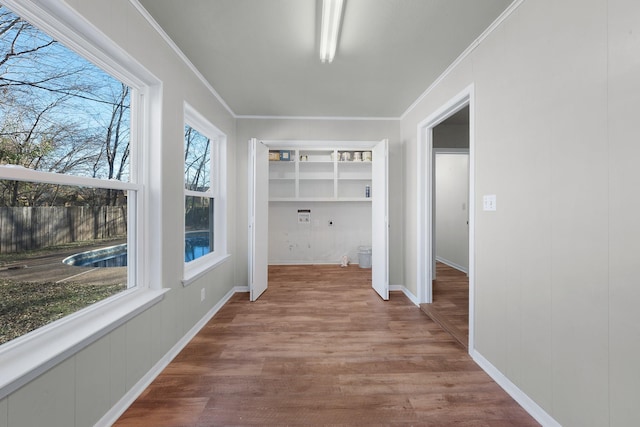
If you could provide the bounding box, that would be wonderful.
[358,246,372,268]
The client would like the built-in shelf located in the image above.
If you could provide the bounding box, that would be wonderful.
[269,148,373,202]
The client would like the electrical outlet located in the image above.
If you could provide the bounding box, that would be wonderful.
[200,288,205,302]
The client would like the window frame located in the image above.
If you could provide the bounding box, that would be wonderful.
[0,168,141,287]
[0,0,167,400]
[182,103,229,286]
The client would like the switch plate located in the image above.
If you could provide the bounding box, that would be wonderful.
[483,194,497,211]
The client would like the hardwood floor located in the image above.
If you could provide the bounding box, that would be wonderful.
[114,264,538,426]
[420,262,470,349]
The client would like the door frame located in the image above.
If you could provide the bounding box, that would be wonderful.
[416,84,475,351]
[250,139,389,300]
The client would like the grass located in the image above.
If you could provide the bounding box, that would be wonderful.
[0,280,126,345]
[0,239,128,346]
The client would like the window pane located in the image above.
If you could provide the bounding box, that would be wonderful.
[0,5,131,181]
[184,125,211,191]
[185,195,213,262]
[0,181,129,345]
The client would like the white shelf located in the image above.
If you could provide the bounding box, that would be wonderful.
[269,198,298,202]
[268,147,373,202]
[270,197,372,202]
[338,197,372,202]
[337,176,371,180]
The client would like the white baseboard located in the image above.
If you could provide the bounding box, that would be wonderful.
[435,256,468,274]
[268,261,357,266]
[95,286,243,427]
[390,284,419,306]
[98,283,560,427]
[470,349,560,427]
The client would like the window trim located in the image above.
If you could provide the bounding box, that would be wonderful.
[0,0,165,400]
[182,103,228,285]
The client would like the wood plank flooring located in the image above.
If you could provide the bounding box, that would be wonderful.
[114,264,538,426]
[420,262,470,349]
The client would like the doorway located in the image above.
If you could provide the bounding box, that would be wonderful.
[424,108,470,348]
[416,85,475,351]
[248,139,390,302]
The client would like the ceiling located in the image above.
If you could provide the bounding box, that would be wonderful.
[137,0,514,118]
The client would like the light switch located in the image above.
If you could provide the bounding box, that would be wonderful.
[483,194,497,211]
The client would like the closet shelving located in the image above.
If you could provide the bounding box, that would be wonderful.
[269,148,373,202]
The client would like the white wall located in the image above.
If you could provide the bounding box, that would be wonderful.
[236,118,402,285]
[0,1,237,426]
[401,0,640,425]
[435,153,469,272]
[269,202,371,265]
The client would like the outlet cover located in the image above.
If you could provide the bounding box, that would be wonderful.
[200,288,205,302]
[297,210,311,224]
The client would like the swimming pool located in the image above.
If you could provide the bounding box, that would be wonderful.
[63,232,211,267]
[62,244,128,268]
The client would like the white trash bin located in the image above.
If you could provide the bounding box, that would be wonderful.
[358,246,372,268]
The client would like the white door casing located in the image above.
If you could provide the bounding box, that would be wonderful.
[416,84,475,351]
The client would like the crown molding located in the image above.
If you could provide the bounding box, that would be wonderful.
[129,0,237,118]
[236,115,400,121]
[131,0,524,123]
[401,0,524,120]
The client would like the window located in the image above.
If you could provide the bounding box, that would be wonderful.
[0,3,147,346]
[0,1,167,400]
[183,104,227,284]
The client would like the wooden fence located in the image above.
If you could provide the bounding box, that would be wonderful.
[0,206,127,254]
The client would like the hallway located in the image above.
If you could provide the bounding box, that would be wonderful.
[420,262,469,349]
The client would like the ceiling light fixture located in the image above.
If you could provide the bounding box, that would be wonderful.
[319,0,344,63]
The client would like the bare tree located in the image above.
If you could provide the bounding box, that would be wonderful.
[184,126,211,192]
[103,84,130,205]
[0,5,131,207]
[184,125,212,232]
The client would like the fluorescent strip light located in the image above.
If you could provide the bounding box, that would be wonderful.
[319,0,344,63]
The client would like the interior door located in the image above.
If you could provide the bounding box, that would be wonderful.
[248,138,269,301]
[371,139,389,300]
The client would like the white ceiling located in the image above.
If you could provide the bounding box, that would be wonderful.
[137,0,514,118]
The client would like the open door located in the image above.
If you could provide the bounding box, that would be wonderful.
[371,139,389,300]
[248,138,269,301]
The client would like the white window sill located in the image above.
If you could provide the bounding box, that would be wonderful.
[0,287,169,400]
[182,253,231,287]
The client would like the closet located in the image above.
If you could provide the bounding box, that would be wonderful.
[249,139,389,301]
